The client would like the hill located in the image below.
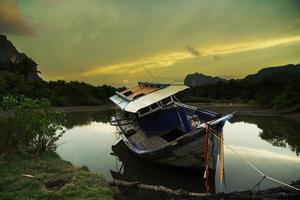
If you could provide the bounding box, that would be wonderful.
[0,34,42,81]
[184,73,227,87]
[182,64,300,108]
[244,64,300,81]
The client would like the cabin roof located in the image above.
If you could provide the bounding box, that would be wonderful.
[120,85,159,100]
[109,82,189,113]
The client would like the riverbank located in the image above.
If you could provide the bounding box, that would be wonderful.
[53,103,300,122]
[54,105,116,113]
[191,103,300,122]
[0,152,114,200]
[1,103,299,119]
[0,105,116,117]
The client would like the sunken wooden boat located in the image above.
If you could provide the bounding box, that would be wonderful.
[110,82,232,170]
[110,140,215,193]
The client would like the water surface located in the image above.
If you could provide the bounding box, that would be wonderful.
[56,110,300,194]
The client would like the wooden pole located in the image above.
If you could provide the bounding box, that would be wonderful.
[109,179,300,200]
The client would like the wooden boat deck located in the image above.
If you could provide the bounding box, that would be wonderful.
[115,114,168,150]
[128,129,168,150]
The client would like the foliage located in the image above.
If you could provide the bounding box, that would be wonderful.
[0,60,116,106]
[0,96,65,155]
[1,59,299,108]
[182,73,300,108]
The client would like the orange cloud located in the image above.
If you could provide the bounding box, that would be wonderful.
[0,0,35,36]
[82,35,300,77]
[82,51,194,76]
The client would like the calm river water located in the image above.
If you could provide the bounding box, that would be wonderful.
[56,109,300,195]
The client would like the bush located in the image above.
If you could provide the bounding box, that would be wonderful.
[0,96,65,155]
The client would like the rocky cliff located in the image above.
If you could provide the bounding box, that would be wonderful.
[0,34,42,81]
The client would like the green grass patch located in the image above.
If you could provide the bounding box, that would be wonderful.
[0,152,114,200]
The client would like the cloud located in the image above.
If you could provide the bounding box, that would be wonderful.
[213,55,222,60]
[0,0,35,36]
[122,79,129,84]
[204,35,300,56]
[186,45,201,56]
[41,0,61,6]
[82,51,194,76]
[81,35,300,78]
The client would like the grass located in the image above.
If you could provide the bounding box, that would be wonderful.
[0,152,114,200]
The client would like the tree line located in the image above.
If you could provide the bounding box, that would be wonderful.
[1,60,299,108]
[180,72,300,109]
[0,60,116,106]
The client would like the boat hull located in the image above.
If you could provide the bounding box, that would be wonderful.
[119,123,223,170]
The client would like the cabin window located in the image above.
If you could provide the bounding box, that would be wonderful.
[150,103,159,110]
[133,93,145,99]
[160,97,172,107]
[123,91,133,96]
[172,95,180,103]
[138,103,161,117]
[139,106,150,115]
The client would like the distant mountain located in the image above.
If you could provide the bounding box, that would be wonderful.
[0,34,42,81]
[184,64,300,87]
[184,73,227,87]
[244,64,300,81]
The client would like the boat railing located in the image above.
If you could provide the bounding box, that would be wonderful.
[174,102,221,129]
[174,102,218,116]
[174,102,200,118]
[174,102,198,111]
[110,113,135,126]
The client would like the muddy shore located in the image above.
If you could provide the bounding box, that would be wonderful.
[191,103,300,122]
[54,105,117,113]
[1,103,299,122]
[53,103,300,122]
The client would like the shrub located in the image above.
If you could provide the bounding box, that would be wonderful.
[0,96,65,155]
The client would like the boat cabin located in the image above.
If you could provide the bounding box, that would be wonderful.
[110,82,218,140]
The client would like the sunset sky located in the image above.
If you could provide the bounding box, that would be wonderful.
[1,0,300,86]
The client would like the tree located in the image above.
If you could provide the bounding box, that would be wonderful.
[0,96,65,155]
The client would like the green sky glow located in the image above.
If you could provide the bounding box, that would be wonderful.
[2,0,300,86]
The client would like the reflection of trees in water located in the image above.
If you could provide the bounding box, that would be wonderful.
[63,109,116,129]
[231,116,300,156]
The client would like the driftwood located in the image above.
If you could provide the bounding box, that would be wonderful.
[21,174,34,178]
[110,179,300,200]
[109,179,216,198]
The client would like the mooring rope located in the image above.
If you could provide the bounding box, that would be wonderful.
[250,175,266,191]
[208,126,300,192]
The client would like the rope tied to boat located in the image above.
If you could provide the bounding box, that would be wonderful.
[203,124,210,193]
[251,175,266,192]
[206,125,300,192]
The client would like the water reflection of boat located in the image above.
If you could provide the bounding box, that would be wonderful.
[110,141,215,199]
[109,82,232,170]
